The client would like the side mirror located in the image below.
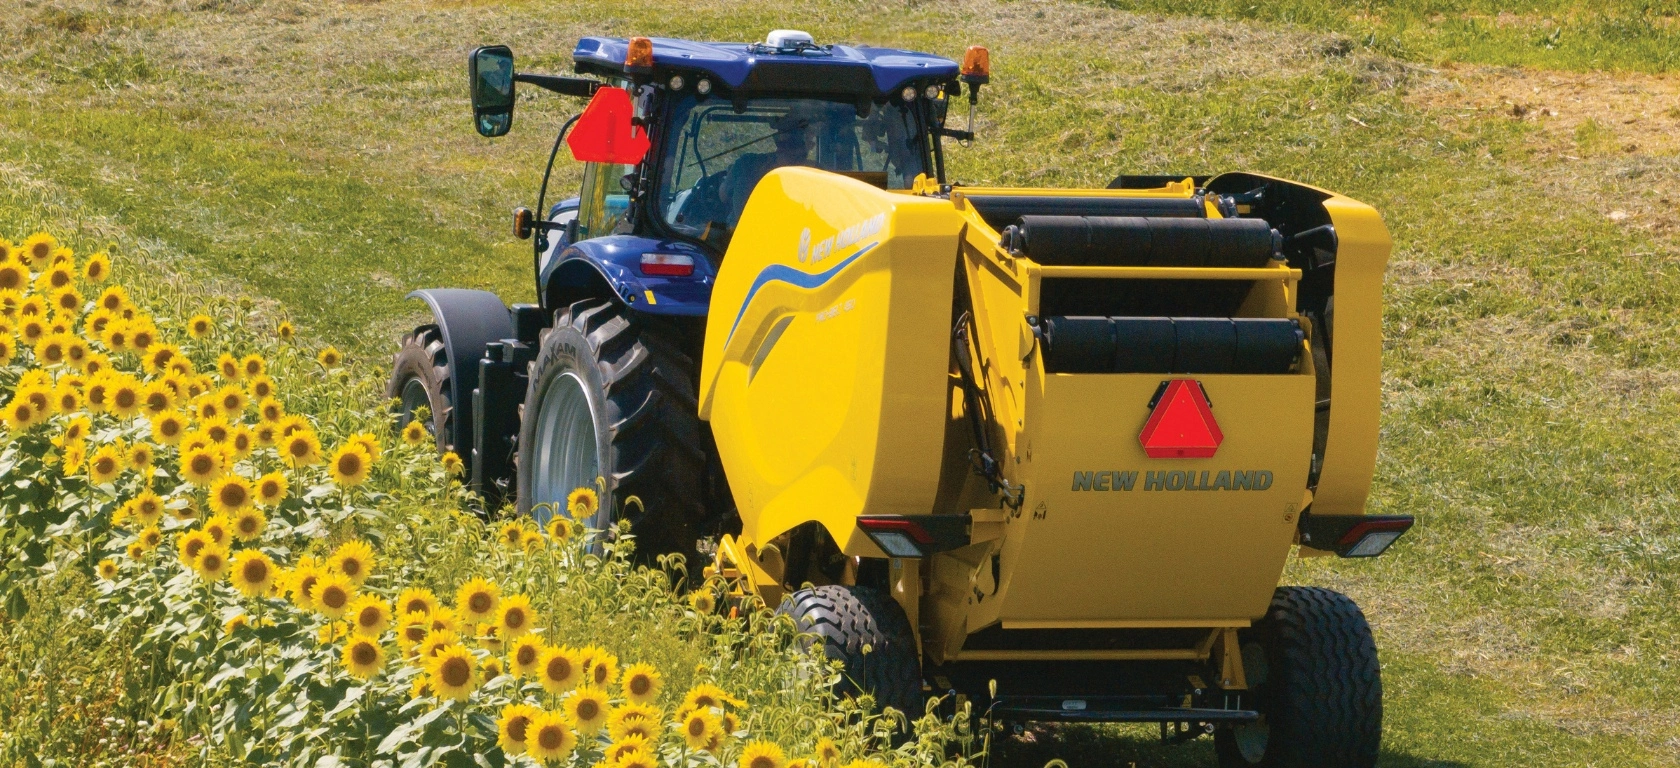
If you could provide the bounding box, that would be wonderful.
[469,45,516,137]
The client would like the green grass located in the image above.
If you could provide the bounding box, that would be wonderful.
[1093,0,1680,72]
[2,0,1679,765]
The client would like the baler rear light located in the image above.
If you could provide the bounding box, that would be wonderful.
[1338,517,1414,558]
[858,516,935,558]
[639,253,694,277]
[625,37,654,72]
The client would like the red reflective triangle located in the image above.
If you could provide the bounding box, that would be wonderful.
[1138,379,1223,459]
[567,87,651,165]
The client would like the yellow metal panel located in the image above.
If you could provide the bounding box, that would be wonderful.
[1313,197,1390,515]
[700,168,965,549]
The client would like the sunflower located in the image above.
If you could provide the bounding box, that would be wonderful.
[567,486,600,519]
[166,357,194,377]
[252,422,278,448]
[327,539,375,585]
[186,314,213,339]
[129,323,157,351]
[318,620,352,645]
[395,612,430,651]
[193,545,230,582]
[440,451,463,476]
[96,559,118,581]
[0,260,24,292]
[223,614,249,634]
[51,383,81,415]
[739,741,787,768]
[247,374,276,401]
[509,635,545,677]
[584,647,619,688]
[202,514,232,548]
[276,320,295,341]
[17,317,45,344]
[86,445,123,484]
[401,419,427,446]
[2,399,40,432]
[235,354,264,380]
[537,645,583,693]
[192,397,222,422]
[606,733,651,764]
[176,530,212,567]
[82,251,110,282]
[521,530,545,551]
[48,286,80,316]
[480,654,503,680]
[214,385,247,415]
[276,414,310,436]
[107,378,141,418]
[126,541,147,561]
[254,472,287,507]
[100,321,131,352]
[426,606,460,636]
[64,336,92,369]
[328,444,372,487]
[33,333,67,366]
[607,703,661,742]
[17,294,45,318]
[36,262,73,290]
[230,508,266,542]
[527,710,577,762]
[416,629,460,660]
[170,497,198,521]
[680,708,722,751]
[620,662,662,704]
[617,750,657,768]
[287,562,324,611]
[475,622,504,652]
[317,346,342,368]
[20,385,52,416]
[342,636,385,679]
[0,334,13,367]
[129,491,164,526]
[180,446,224,486]
[681,683,743,713]
[279,429,322,467]
[229,549,277,597]
[496,703,541,756]
[137,525,163,551]
[313,573,356,619]
[228,425,253,458]
[149,411,187,444]
[565,686,610,735]
[347,595,393,637]
[545,516,574,542]
[257,396,284,423]
[395,587,439,618]
[456,576,500,621]
[137,383,172,418]
[208,475,254,517]
[814,738,841,767]
[21,234,57,269]
[425,644,477,701]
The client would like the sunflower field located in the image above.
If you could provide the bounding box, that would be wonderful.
[0,234,982,767]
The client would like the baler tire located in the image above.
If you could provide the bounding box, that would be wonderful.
[515,298,707,564]
[778,585,924,722]
[1215,586,1382,768]
[387,324,454,453]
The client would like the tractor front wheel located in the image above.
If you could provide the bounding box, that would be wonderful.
[387,324,453,453]
[1215,586,1382,768]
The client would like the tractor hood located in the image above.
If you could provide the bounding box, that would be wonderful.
[572,36,959,95]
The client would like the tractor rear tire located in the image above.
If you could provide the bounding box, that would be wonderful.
[515,298,707,563]
[1215,586,1382,768]
[388,325,453,453]
[778,585,924,720]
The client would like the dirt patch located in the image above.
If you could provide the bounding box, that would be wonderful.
[1410,63,1680,157]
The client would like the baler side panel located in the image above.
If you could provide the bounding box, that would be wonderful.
[1311,198,1390,515]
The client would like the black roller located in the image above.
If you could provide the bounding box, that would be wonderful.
[1015,216,1279,269]
[966,194,1204,231]
[1040,316,1303,375]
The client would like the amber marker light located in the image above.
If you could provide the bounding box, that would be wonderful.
[960,45,990,83]
[625,37,654,72]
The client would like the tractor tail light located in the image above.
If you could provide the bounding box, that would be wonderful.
[1337,516,1414,558]
[639,253,694,277]
[858,516,935,558]
[625,37,654,72]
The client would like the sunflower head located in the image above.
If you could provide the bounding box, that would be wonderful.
[215,385,247,415]
[314,573,356,619]
[317,346,342,368]
[567,486,600,519]
[509,635,545,676]
[401,419,427,446]
[256,396,284,423]
[680,708,721,751]
[608,737,652,767]
[201,514,232,547]
[125,541,147,561]
[255,471,287,507]
[440,451,463,476]
[545,516,574,542]
[498,521,527,548]
[240,354,265,379]
[396,612,431,650]
[455,576,500,620]
[607,703,662,742]
[425,644,478,701]
[137,525,163,550]
[96,559,118,581]
[537,645,582,693]
[328,539,376,585]
[566,686,610,734]
[342,636,385,679]
[193,545,230,581]
[496,703,541,756]
[230,508,266,542]
[526,711,577,762]
[584,647,619,688]
[280,429,322,467]
[395,587,439,618]
[229,549,276,597]
[252,422,278,448]
[130,491,164,525]
[814,738,841,767]
[347,595,393,637]
[287,564,324,611]
[0,260,25,292]
[247,374,276,401]
[176,530,211,567]
[739,741,788,768]
[620,662,663,704]
[83,251,110,283]
[277,320,294,341]
[88,445,123,485]
[480,654,503,680]
[328,444,372,487]
[187,314,213,340]
[150,411,187,444]
[209,475,255,517]
[180,446,225,486]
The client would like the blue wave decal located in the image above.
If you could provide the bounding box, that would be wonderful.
[725,242,877,347]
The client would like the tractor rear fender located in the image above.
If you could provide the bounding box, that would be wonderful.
[405,289,514,453]
[540,234,716,317]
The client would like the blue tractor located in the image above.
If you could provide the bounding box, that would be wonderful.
[388,31,980,559]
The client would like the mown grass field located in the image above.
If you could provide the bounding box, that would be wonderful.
[3,0,1679,765]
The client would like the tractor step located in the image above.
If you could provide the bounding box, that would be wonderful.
[989,697,1258,724]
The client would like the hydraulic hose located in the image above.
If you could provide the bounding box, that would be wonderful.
[534,112,584,302]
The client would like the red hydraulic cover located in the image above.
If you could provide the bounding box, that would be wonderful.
[567,87,650,164]
[1138,379,1223,459]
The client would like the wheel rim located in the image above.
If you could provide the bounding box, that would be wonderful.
[399,378,431,429]
[530,372,606,529]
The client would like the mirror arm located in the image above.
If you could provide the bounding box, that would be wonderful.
[514,73,602,99]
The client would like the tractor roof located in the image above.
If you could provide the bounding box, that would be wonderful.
[572,36,960,96]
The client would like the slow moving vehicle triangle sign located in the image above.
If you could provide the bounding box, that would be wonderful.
[1138,379,1223,459]
[567,87,650,164]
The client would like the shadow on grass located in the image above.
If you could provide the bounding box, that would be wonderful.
[988,724,1471,768]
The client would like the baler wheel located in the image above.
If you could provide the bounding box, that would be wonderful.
[515,298,707,564]
[778,585,924,723]
[1215,586,1382,768]
[387,324,454,453]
